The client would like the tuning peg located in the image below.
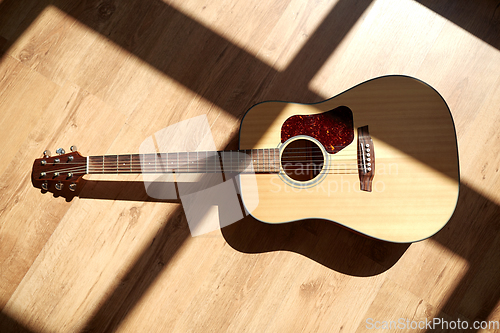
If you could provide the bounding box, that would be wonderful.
[43,150,51,158]
[55,182,63,191]
[41,182,48,190]
[69,183,77,191]
[56,148,65,155]
[70,145,77,152]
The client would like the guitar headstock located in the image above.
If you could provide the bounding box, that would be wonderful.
[31,146,87,195]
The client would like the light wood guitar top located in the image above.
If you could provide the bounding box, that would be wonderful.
[238,75,459,243]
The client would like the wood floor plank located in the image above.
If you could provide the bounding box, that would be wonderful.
[171,249,305,333]
[0,81,127,313]
[308,0,447,98]
[265,265,385,332]
[417,21,500,139]
[6,4,97,86]
[386,240,470,310]
[0,55,59,177]
[356,278,444,332]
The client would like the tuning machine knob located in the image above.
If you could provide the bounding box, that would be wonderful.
[56,148,66,155]
[70,145,77,152]
[41,182,48,190]
[55,182,63,191]
[69,183,77,191]
[43,150,51,158]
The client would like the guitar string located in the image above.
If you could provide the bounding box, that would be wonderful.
[39,161,366,174]
[42,152,366,164]
[38,147,374,176]
[41,161,363,170]
[38,165,367,176]
[39,166,364,173]
[51,146,367,156]
[42,158,362,165]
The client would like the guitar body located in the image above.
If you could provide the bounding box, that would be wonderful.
[238,75,459,243]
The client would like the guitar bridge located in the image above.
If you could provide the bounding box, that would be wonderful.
[357,125,375,192]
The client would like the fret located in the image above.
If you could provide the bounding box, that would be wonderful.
[168,152,175,171]
[238,151,244,173]
[262,149,266,173]
[216,151,220,173]
[270,149,273,172]
[252,149,257,173]
[252,149,259,172]
[118,155,131,173]
[273,149,280,172]
[257,149,264,172]
[189,152,198,173]
[224,150,229,172]
[131,154,141,173]
[213,151,216,174]
[270,149,274,172]
[89,156,103,174]
[251,149,253,172]
[164,153,169,173]
[205,151,208,173]
[254,149,258,173]
[156,153,163,173]
[142,153,156,173]
[265,148,269,173]
[185,152,189,172]
[263,149,266,172]
[103,155,118,174]
[247,149,252,173]
[167,152,175,171]
[221,151,226,173]
[87,156,92,173]
[181,152,189,172]
[268,148,271,172]
[262,149,265,173]
[242,150,247,172]
[145,153,151,173]
[164,152,168,171]
[175,153,180,170]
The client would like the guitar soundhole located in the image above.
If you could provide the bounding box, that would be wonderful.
[281,138,324,182]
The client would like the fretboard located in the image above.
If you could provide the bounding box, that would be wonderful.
[88,149,280,174]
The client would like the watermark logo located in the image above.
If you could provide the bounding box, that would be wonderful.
[139,115,258,237]
[365,317,500,330]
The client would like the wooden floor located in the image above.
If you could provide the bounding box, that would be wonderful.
[1,0,500,332]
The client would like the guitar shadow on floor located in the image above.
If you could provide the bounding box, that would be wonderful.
[221,214,410,277]
[38,175,409,277]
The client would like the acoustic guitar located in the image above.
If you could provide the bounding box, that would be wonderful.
[32,75,459,243]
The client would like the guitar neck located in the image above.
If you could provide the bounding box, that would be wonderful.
[87,149,281,175]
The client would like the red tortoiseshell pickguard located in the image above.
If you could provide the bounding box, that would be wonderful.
[281,106,354,154]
